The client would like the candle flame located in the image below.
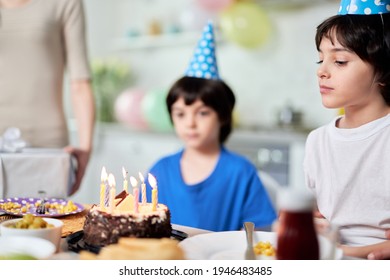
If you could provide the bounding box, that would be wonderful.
[108,173,116,187]
[130,176,138,187]
[122,167,127,179]
[101,166,107,182]
[138,172,144,183]
[148,173,157,189]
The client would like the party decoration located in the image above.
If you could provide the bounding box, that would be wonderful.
[219,2,272,49]
[179,2,217,32]
[185,21,220,80]
[114,88,148,130]
[0,127,28,152]
[91,59,133,123]
[196,0,234,12]
[141,88,173,132]
[338,0,390,15]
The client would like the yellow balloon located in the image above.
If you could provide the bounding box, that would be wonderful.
[220,2,271,48]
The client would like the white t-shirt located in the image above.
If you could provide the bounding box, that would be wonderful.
[304,114,390,246]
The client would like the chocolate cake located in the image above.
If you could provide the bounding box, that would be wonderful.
[82,192,172,247]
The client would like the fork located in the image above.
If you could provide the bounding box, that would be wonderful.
[36,190,47,214]
[244,222,256,260]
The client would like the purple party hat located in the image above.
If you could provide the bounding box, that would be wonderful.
[338,0,390,15]
[184,21,220,80]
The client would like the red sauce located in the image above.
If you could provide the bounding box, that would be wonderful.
[276,211,319,260]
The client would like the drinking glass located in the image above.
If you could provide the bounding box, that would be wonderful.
[315,218,340,260]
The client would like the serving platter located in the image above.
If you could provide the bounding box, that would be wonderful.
[66,229,189,254]
[0,197,84,217]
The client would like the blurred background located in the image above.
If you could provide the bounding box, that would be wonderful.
[68,0,340,204]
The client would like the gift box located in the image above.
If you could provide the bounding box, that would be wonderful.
[0,148,75,199]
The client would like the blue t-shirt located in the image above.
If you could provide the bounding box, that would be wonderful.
[145,147,277,231]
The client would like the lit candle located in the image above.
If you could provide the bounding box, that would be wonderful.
[122,167,128,193]
[104,168,110,208]
[130,176,139,214]
[148,173,158,211]
[138,172,147,205]
[108,173,116,213]
[100,166,107,211]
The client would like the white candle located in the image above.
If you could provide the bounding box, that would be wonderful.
[138,172,147,205]
[130,176,139,213]
[122,167,128,193]
[148,173,158,211]
[108,173,116,213]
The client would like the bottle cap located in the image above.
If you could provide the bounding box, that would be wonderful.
[277,188,315,212]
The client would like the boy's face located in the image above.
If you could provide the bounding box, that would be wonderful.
[316,35,380,110]
[170,97,220,150]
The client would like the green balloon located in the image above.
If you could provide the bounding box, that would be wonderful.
[142,89,173,132]
[220,2,272,49]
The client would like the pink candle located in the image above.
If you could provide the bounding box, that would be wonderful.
[108,173,116,213]
[138,172,147,205]
[122,167,128,193]
[130,176,139,213]
[100,166,107,210]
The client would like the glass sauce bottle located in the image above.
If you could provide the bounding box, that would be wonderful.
[276,189,319,260]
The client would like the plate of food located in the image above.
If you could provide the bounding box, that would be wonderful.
[0,197,84,217]
[179,231,343,260]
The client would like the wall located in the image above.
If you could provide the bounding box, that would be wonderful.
[81,0,340,130]
[69,0,340,203]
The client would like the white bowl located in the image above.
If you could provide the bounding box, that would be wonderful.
[0,236,56,259]
[0,217,63,251]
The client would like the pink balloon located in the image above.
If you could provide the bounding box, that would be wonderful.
[196,0,234,12]
[179,2,217,32]
[114,88,148,129]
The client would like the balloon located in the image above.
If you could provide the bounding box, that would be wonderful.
[196,0,234,12]
[141,89,173,132]
[219,2,272,49]
[114,88,148,130]
[179,2,218,32]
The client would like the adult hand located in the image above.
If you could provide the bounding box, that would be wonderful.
[64,145,91,196]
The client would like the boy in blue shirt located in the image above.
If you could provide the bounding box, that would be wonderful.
[145,22,276,231]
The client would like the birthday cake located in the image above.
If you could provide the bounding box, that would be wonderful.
[82,169,172,247]
[82,190,172,247]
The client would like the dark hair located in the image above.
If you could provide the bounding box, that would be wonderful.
[315,13,390,105]
[166,76,235,143]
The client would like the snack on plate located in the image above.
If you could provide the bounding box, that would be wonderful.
[6,214,54,229]
[0,198,79,216]
[79,237,185,260]
[253,241,276,258]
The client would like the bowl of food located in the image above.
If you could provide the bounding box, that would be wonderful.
[0,214,63,251]
[0,236,56,259]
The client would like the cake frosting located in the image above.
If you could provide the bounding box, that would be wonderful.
[82,191,172,247]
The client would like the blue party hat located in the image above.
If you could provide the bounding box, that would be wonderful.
[184,21,220,80]
[338,0,390,15]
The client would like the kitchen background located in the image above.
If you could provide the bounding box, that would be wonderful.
[68,0,340,204]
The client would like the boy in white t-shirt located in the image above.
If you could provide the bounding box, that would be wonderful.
[304,0,390,259]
